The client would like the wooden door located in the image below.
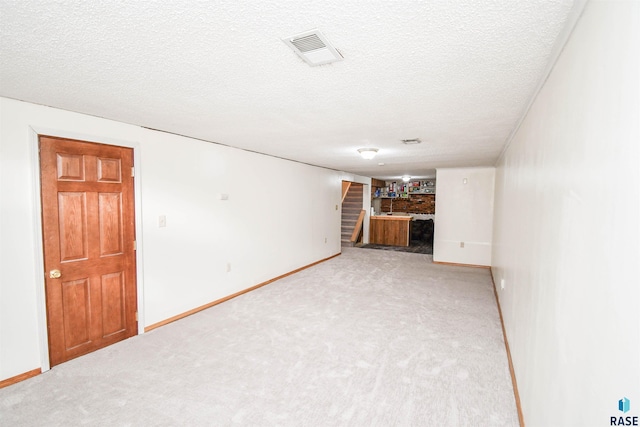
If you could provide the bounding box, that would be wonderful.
[39,136,137,366]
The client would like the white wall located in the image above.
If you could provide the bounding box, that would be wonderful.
[491,1,639,425]
[433,167,495,266]
[0,97,348,381]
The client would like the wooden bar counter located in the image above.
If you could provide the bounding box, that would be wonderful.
[369,215,411,246]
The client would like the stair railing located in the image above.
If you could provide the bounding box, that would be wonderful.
[341,181,352,203]
[350,209,366,244]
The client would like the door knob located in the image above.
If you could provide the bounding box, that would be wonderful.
[49,269,62,279]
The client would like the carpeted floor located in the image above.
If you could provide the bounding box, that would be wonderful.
[0,247,517,426]
[358,241,433,254]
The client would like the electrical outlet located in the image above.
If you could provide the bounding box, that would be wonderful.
[159,215,166,227]
[460,241,464,248]
[226,263,231,273]
[500,279,505,290]
[324,237,327,243]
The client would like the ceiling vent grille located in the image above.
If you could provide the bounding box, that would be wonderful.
[283,29,343,66]
[290,34,326,52]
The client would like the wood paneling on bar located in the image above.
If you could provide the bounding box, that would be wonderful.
[369,216,410,246]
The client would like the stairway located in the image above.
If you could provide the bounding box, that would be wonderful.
[341,184,363,247]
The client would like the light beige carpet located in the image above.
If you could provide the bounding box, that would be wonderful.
[0,247,518,426]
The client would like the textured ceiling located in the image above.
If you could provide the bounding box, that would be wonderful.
[0,0,578,180]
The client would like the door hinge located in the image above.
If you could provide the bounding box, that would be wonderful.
[133,240,137,251]
[131,166,135,177]
[135,311,138,321]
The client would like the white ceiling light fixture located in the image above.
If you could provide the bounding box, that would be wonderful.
[282,29,343,66]
[358,148,379,160]
[402,175,411,182]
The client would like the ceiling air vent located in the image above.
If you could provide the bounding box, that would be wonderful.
[282,29,343,66]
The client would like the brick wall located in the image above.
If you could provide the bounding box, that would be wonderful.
[380,194,436,214]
